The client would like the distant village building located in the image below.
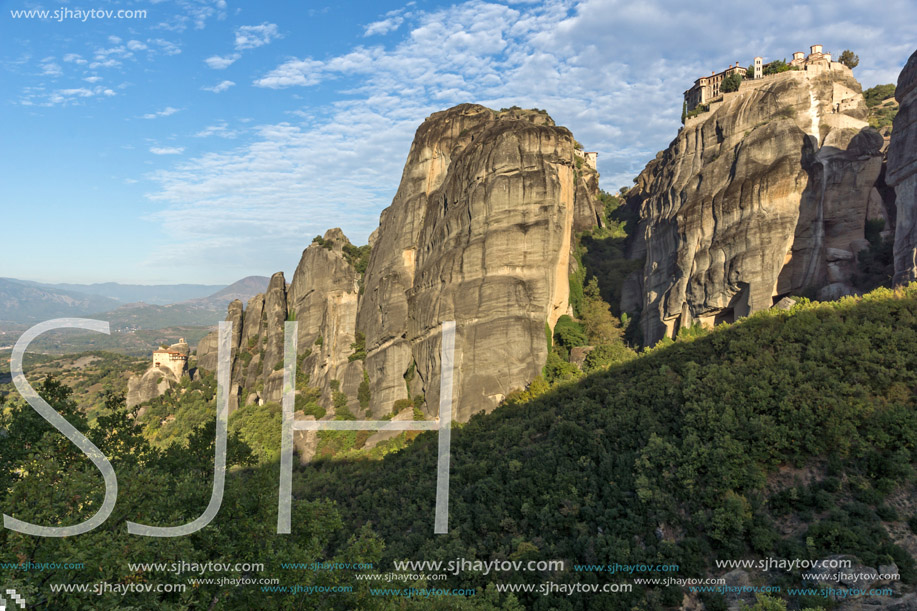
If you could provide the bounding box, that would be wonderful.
[684,45,837,112]
[573,148,598,170]
[152,338,189,379]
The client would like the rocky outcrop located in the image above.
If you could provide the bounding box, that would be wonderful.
[195,104,600,425]
[126,338,190,407]
[358,104,595,420]
[623,64,885,345]
[287,229,362,413]
[889,49,917,284]
[126,367,178,409]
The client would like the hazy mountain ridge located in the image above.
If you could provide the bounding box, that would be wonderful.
[19,280,226,305]
[0,277,270,355]
[0,277,120,323]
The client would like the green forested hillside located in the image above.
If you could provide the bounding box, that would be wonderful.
[301,286,917,609]
[1,286,916,609]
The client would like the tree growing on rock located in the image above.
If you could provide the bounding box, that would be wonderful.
[839,49,859,69]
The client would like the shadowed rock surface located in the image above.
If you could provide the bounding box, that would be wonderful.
[889,49,917,284]
[622,64,886,345]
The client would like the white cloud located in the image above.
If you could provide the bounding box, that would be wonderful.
[204,53,240,69]
[21,85,116,107]
[40,59,62,76]
[147,0,917,270]
[364,9,407,36]
[194,122,240,138]
[62,53,87,64]
[89,58,121,69]
[83,76,102,83]
[143,106,181,119]
[254,58,325,88]
[108,35,122,44]
[202,80,236,93]
[127,40,148,51]
[234,22,281,49]
[153,0,226,32]
[150,146,185,155]
[149,38,182,56]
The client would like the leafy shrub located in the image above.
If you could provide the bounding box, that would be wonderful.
[864,84,896,107]
[392,398,413,416]
[764,59,791,75]
[342,243,371,275]
[721,72,742,93]
[348,332,366,362]
[358,370,371,410]
[553,315,587,352]
[295,394,325,420]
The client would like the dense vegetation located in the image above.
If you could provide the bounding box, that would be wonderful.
[2,285,917,608]
[864,83,898,130]
[302,286,917,609]
[0,351,146,421]
[720,72,742,93]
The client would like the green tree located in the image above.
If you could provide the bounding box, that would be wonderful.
[553,315,587,352]
[839,49,859,69]
[348,331,366,361]
[358,369,371,410]
[864,83,896,107]
[720,72,742,93]
[580,277,624,345]
[763,59,790,75]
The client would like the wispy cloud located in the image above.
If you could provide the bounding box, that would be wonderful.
[194,122,240,138]
[143,106,181,119]
[254,58,325,89]
[234,23,281,49]
[204,53,240,69]
[62,53,87,65]
[20,85,116,107]
[39,58,62,76]
[364,9,407,36]
[153,0,227,33]
[150,146,185,155]
[145,0,917,271]
[202,80,236,93]
[149,38,182,56]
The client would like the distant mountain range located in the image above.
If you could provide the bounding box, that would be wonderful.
[0,278,121,324]
[13,279,226,305]
[0,276,269,325]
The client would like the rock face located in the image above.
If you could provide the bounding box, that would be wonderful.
[623,64,885,345]
[196,104,600,424]
[126,338,190,407]
[889,49,917,284]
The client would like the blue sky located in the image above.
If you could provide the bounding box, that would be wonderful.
[1,0,914,285]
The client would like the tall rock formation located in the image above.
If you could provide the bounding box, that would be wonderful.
[197,104,601,424]
[623,62,886,345]
[889,49,917,284]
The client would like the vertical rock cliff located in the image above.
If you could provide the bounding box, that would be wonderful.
[889,49,917,284]
[197,104,601,423]
[623,63,885,345]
